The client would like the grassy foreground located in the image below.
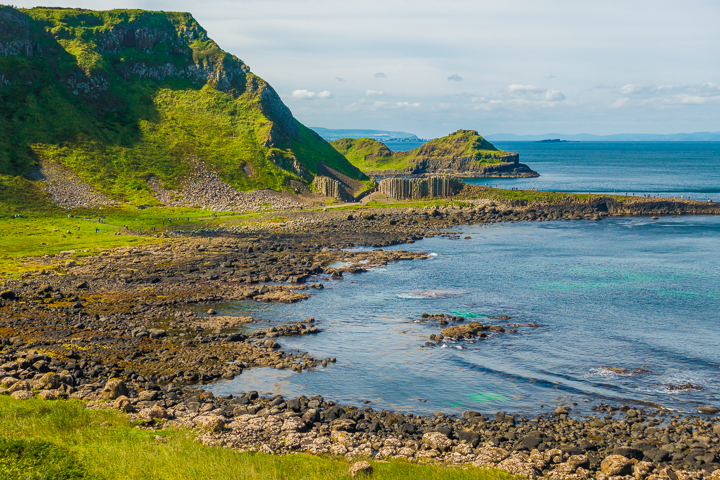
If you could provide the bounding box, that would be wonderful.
[0,396,513,480]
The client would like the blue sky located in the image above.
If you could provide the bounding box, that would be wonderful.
[12,0,720,137]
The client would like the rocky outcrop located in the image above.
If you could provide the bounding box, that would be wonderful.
[314,176,354,202]
[378,177,461,200]
[333,130,539,178]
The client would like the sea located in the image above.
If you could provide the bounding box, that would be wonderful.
[387,141,720,202]
[204,142,720,417]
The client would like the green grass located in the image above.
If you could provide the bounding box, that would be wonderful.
[0,6,365,209]
[0,396,514,480]
[330,130,514,174]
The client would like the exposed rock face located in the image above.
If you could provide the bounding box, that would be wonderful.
[378,177,461,200]
[314,176,354,202]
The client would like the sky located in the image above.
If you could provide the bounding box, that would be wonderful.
[11,0,720,138]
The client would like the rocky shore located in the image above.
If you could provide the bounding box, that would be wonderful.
[2,196,720,479]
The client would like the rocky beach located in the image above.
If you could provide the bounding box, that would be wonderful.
[2,197,720,479]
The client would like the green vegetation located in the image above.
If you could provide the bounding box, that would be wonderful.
[330,130,516,174]
[0,396,513,480]
[0,6,365,210]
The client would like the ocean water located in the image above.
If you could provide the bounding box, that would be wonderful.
[386,141,720,202]
[468,142,720,201]
[206,216,720,417]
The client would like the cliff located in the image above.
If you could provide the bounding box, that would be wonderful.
[0,6,366,207]
[331,130,538,178]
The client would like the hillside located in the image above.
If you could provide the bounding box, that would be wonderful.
[331,130,538,178]
[0,6,367,211]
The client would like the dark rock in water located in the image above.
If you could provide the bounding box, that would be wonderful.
[698,406,719,414]
[494,412,515,425]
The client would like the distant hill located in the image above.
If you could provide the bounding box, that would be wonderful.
[0,6,366,209]
[331,130,538,178]
[487,132,720,142]
[312,127,420,141]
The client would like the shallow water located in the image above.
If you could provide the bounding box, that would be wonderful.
[206,216,720,417]
[466,141,720,202]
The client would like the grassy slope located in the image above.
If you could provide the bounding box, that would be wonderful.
[0,396,513,480]
[0,6,364,208]
[330,130,512,174]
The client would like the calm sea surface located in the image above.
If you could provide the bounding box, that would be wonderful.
[206,216,720,417]
[386,141,720,202]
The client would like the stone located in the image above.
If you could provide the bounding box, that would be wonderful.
[138,390,159,402]
[38,372,60,390]
[10,390,34,400]
[102,379,128,400]
[520,435,542,450]
[139,405,169,422]
[349,461,373,478]
[114,396,135,413]
[601,455,633,476]
[195,415,226,432]
[698,406,719,414]
[37,390,57,400]
[567,454,590,470]
[422,432,453,452]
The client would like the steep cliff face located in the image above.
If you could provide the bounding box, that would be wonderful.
[331,130,538,178]
[0,6,364,204]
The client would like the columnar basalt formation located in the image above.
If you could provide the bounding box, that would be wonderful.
[313,176,354,202]
[378,176,462,200]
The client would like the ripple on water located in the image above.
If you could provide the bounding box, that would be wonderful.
[206,217,720,416]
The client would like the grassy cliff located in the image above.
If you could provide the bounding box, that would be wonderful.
[0,6,365,209]
[331,130,537,177]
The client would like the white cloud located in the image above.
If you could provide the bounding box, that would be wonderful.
[544,90,566,102]
[618,84,649,95]
[365,90,384,96]
[472,84,567,110]
[335,77,345,82]
[448,74,462,81]
[613,83,720,108]
[292,89,316,100]
[374,72,387,79]
[291,89,332,100]
[396,102,421,107]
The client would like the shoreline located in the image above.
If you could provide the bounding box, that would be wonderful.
[2,198,720,479]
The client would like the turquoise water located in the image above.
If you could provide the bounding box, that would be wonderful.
[208,216,720,416]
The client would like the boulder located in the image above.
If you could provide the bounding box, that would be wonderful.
[139,405,169,422]
[422,432,453,452]
[114,396,135,413]
[349,461,373,478]
[38,372,60,390]
[102,379,129,400]
[699,406,719,415]
[600,455,633,476]
[10,390,34,400]
[37,390,57,400]
[194,415,227,432]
